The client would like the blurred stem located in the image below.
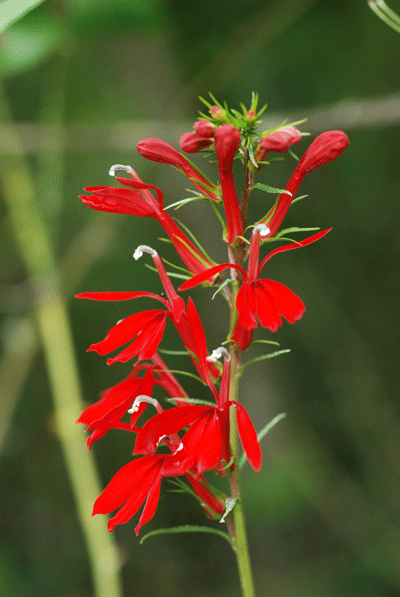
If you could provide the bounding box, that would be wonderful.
[0,80,123,597]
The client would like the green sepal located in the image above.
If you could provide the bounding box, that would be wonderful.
[139,524,232,547]
[239,413,287,469]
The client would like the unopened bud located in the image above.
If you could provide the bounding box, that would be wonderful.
[210,105,227,122]
[298,130,349,175]
[180,132,213,153]
[256,126,302,165]
[194,119,216,138]
[247,109,257,121]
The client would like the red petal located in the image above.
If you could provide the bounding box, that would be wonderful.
[134,404,210,456]
[106,313,167,364]
[258,229,331,274]
[232,402,262,471]
[93,456,162,515]
[178,263,241,291]
[237,282,258,330]
[75,291,169,307]
[134,474,162,535]
[88,309,165,355]
[254,281,282,332]
[258,279,305,324]
[181,411,221,476]
[81,187,156,217]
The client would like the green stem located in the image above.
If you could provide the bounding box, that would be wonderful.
[227,274,256,597]
[0,81,123,597]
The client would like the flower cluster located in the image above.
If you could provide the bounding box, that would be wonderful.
[77,94,349,535]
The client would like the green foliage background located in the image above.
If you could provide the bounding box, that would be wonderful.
[1,1,400,596]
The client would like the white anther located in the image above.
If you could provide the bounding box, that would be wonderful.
[109,164,135,177]
[175,442,184,453]
[128,394,159,414]
[206,346,231,363]
[253,223,270,237]
[133,245,158,260]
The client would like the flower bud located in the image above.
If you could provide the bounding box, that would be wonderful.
[297,130,349,174]
[210,105,227,122]
[194,119,216,138]
[180,132,213,153]
[255,126,302,169]
[246,109,257,121]
[214,124,243,245]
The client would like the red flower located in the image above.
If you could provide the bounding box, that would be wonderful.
[179,228,330,339]
[77,365,154,448]
[134,351,262,475]
[76,246,185,364]
[214,124,244,245]
[136,138,220,202]
[260,130,349,238]
[80,167,216,278]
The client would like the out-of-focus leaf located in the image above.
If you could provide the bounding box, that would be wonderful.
[0,0,47,32]
[0,12,63,75]
[71,0,165,31]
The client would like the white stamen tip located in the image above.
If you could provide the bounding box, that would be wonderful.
[253,223,270,237]
[128,394,158,414]
[133,244,158,260]
[206,346,231,363]
[109,164,135,177]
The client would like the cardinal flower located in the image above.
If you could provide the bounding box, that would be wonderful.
[76,245,186,364]
[133,348,262,475]
[77,365,155,448]
[179,227,331,347]
[260,130,349,238]
[80,165,216,278]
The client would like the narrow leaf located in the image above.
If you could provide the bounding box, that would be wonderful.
[253,183,292,196]
[0,0,47,32]
[139,524,232,547]
[238,349,291,377]
[239,413,287,468]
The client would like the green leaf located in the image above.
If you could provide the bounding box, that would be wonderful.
[290,194,309,205]
[248,339,281,348]
[239,412,287,468]
[139,524,232,547]
[212,278,233,300]
[165,397,216,406]
[158,349,190,356]
[0,0,47,32]
[0,11,63,75]
[144,263,190,281]
[163,196,204,211]
[273,226,320,239]
[253,182,292,196]
[238,349,291,378]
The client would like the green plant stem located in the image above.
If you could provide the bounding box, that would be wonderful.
[227,275,256,597]
[0,81,123,597]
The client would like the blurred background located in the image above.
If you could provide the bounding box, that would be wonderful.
[1,0,400,596]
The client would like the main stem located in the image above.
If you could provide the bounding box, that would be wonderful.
[227,149,256,597]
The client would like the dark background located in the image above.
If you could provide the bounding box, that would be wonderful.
[1,1,400,596]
